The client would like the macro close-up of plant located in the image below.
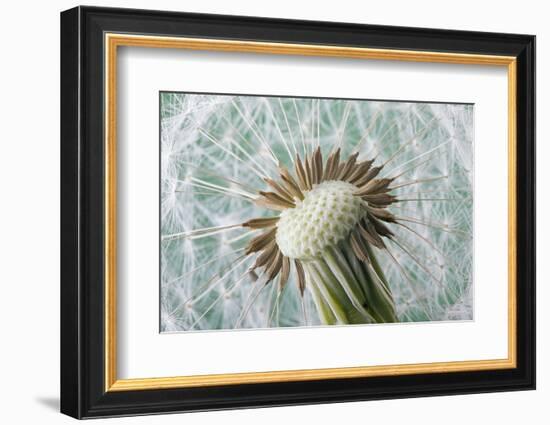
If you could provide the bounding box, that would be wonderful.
[160,93,473,332]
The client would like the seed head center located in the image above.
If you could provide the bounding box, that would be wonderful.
[275,180,364,260]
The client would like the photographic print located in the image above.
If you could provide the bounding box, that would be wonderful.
[160,93,473,332]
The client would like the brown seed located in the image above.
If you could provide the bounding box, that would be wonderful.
[355,178,394,196]
[294,259,306,296]
[294,154,308,190]
[369,215,395,237]
[350,231,371,263]
[348,159,374,184]
[354,165,383,187]
[279,256,290,289]
[366,206,396,223]
[255,198,288,212]
[338,152,359,180]
[335,162,346,178]
[314,147,323,184]
[245,227,277,254]
[265,249,283,284]
[253,241,278,269]
[248,269,259,282]
[304,155,313,189]
[264,178,295,203]
[323,148,341,181]
[259,191,295,209]
[360,193,397,207]
[278,166,304,201]
[358,221,386,249]
[330,148,341,180]
[242,217,280,229]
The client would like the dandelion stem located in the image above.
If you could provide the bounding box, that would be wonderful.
[304,264,346,324]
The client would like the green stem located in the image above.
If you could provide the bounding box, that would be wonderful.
[306,239,397,325]
[304,265,342,324]
[364,242,392,297]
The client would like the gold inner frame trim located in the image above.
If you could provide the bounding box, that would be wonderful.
[104,33,518,392]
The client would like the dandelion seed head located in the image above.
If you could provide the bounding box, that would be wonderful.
[276,181,364,260]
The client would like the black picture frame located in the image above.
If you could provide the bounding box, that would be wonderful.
[61,5,535,419]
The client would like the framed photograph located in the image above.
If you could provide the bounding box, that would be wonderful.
[60,6,535,419]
